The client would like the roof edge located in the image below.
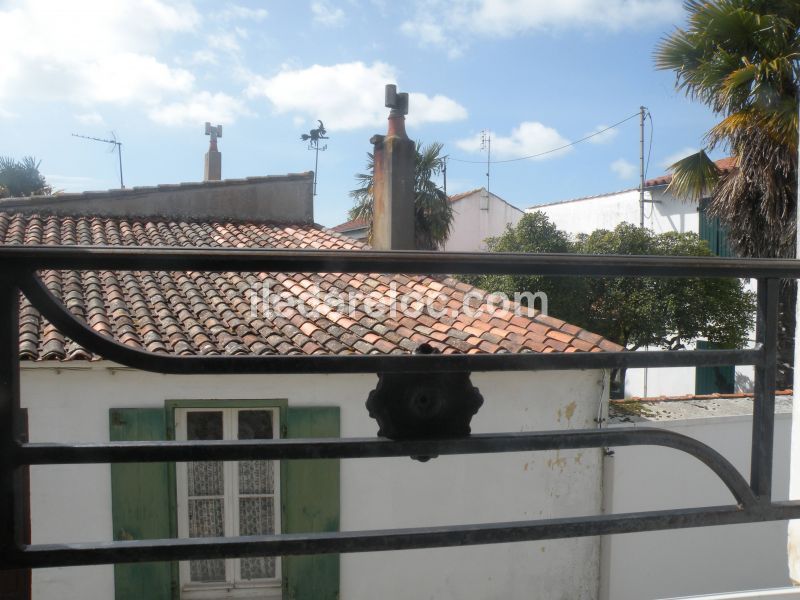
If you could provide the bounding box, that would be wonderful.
[0,172,315,224]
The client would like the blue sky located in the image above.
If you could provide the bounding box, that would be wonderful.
[1,0,723,227]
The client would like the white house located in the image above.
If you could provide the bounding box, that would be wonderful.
[332,188,524,251]
[441,188,524,251]
[528,158,750,398]
[1,173,618,600]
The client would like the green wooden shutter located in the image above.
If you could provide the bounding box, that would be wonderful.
[283,407,340,600]
[109,408,173,600]
[699,199,733,257]
[695,341,735,394]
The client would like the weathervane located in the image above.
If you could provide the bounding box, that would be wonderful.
[300,120,328,196]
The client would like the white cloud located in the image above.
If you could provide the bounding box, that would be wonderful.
[586,124,618,144]
[0,0,262,128]
[456,122,570,160]
[148,91,252,126]
[247,61,467,131]
[0,0,217,124]
[661,146,699,169]
[75,112,105,126]
[311,1,345,26]
[214,4,268,21]
[610,158,636,179]
[400,20,465,58]
[402,0,681,53]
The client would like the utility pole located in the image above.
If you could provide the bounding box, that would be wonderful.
[639,106,646,228]
[443,155,448,197]
[481,130,491,193]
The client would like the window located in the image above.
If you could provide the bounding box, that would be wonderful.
[109,403,340,600]
[175,407,281,599]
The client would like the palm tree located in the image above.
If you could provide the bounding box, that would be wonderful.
[349,141,453,250]
[0,156,52,198]
[655,0,799,387]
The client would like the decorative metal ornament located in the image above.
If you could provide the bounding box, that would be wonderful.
[366,343,484,460]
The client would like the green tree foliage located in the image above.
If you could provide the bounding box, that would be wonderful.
[349,141,453,250]
[0,156,51,198]
[465,213,755,351]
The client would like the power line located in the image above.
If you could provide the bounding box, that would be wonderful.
[449,111,641,165]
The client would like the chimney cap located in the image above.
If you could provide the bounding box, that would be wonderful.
[384,84,408,116]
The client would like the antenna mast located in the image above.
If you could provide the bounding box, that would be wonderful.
[72,133,124,189]
[480,130,491,193]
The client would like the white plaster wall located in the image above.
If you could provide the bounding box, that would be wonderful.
[601,414,792,600]
[443,191,523,252]
[23,363,606,600]
[529,188,699,238]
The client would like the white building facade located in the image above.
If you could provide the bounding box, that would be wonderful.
[441,188,524,252]
[24,364,607,600]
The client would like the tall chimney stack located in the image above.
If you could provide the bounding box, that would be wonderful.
[204,122,222,181]
[370,85,415,250]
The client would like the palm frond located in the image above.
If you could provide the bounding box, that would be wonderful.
[665,150,722,202]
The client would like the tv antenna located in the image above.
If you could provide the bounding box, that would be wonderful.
[300,120,328,196]
[480,130,491,193]
[71,132,124,189]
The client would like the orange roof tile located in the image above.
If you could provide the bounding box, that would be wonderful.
[0,213,622,361]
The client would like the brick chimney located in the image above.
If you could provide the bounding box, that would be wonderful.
[204,122,222,181]
[370,85,415,250]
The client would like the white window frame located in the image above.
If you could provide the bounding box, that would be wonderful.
[175,407,282,600]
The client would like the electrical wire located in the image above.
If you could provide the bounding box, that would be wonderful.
[449,111,641,165]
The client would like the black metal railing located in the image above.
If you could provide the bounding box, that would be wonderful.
[0,246,796,569]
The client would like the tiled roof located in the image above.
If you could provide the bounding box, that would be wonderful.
[448,188,483,203]
[331,217,367,233]
[644,157,736,187]
[0,213,622,361]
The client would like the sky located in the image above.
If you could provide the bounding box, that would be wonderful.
[1,0,724,228]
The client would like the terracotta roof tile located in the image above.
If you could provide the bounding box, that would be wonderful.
[0,212,622,361]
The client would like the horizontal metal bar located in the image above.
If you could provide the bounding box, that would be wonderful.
[10,502,800,569]
[17,427,757,508]
[20,273,762,374]
[3,245,800,278]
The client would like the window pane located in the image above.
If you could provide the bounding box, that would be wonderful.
[239,497,276,579]
[239,460,274,495]
[188,498,225,582]
[238,410,273,440]
[188,461,223,496]
[187,411,223,440]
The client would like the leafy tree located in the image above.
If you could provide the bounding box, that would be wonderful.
[655,0,799,385]
[465,213,755,352]
[460,212,590,328]
[0,156,51,198]
[349,141,453,250]
[576,223,754,351]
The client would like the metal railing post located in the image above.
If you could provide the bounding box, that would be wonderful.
[751,278,779,500]
[0,278,23,560]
